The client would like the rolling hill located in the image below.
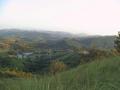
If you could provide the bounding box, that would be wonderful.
[0,29,116,49]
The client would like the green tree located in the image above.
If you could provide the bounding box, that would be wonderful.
[114,32,120,53]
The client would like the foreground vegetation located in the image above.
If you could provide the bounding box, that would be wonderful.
[0,56,120,90]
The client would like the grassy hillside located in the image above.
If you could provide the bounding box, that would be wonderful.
[1,56,120,90]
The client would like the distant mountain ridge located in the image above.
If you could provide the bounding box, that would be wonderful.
[0,29,116,49]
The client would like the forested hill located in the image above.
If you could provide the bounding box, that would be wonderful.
[0,29,73,41]
[0,29,116,49]
[75,36,115,49]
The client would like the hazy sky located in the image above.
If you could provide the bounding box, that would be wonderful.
[0,0,120,35]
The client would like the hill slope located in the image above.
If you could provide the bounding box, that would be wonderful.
[1,56,120,90]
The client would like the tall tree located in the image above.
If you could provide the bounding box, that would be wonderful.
[114,32,120,53]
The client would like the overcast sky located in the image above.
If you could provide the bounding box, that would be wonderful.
[0,0,120,35]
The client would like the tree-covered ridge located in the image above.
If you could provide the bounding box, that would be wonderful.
[0,29,115,49]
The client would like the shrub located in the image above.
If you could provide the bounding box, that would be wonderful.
[50,60,67,75]
[0,68,32,78]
